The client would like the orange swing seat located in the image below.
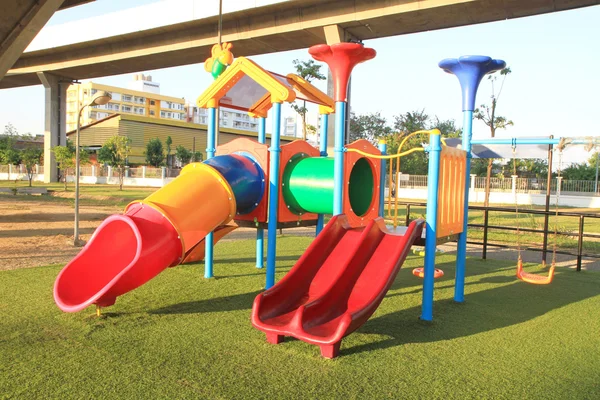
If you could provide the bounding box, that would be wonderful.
[516,258,555,285]
[412,268,444,279]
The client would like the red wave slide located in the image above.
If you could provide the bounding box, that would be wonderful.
[251,215,424,358]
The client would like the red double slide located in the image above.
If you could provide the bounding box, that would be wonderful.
[251,215,424,358]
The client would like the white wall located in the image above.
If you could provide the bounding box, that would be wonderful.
[391,188,600,208]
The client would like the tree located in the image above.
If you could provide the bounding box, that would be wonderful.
[349,112,392,144]
[21,147,42,187]
[192,151,203,162]
[98,136,131,190]
[290,59,326,140]
[561,153,598,181]
[53,139,89,190]
[306,124,317,140]
[175,145,192,166]
[392,110,431,175]
[1,123,22,180]
[165,136,173,167]
[145,138,164,167]
[474,67,513,207]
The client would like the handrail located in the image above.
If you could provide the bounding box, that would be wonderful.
[345,146,424,159]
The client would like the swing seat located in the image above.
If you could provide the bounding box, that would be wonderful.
[516,259,555,285]
[412,268,444,279]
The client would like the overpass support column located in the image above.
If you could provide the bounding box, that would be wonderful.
[37,72,67,183]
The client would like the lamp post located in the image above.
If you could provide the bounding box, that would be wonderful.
[74,90,112,246]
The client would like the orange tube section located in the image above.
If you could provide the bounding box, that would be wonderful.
[126,162,237,258]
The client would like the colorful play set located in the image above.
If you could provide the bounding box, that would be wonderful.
[53,43,599,358]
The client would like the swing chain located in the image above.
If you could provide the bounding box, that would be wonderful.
[551,148,563,268]
[512,145,521,263]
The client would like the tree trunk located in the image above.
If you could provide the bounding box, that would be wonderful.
[484,101,497,207]
[119,169,124,191]
[301,100,307,141]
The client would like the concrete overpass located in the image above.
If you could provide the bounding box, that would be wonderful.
[0,0,93,82]
[1,0,598,182]
[3,0,599,89]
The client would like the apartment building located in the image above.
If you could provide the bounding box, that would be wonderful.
[66,74,186,132]
[184,104,259,132]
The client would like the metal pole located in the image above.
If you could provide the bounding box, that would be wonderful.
[204,107,217,278]
[421,131,442,321]
[266,103,282,289]
[378,140,387,218]
[482,209,489,259]
[542,136,553,267]
[333,102,346,215]
[316,113,329,235]
[577,215,584,272]
[256,117,266,269]
[73,106,83,246]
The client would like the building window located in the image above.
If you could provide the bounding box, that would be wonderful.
[122,95,132,102]
[150,110,155,116]
[150,100,155,106]
[122,105,132,113]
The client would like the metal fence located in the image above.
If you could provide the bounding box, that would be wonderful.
[397,201,600,271]
[395,174,599,196]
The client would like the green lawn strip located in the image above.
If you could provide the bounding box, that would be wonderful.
[0,181,156,208]
[1,237,599,399]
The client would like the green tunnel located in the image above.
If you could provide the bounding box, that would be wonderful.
[281,155,375,216]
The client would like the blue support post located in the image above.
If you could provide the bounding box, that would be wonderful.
[378,140,387,218]
[204,107,217,279]
[421,131,442,321]
[455,111,473,302]
[256,117,266,269]
[333,102,346,216]
[439,55,506,303]
[316,113,329,235]
[265,103,282,289]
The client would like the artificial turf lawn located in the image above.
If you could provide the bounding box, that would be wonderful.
[1,236,599,399]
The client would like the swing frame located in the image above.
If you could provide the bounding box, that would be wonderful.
[511,144,562,285]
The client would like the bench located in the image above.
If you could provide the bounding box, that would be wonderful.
[0,187,48,195]
[17,187,48,195]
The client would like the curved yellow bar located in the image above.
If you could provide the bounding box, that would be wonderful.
[346,146,424,159]
[125,162,236,257]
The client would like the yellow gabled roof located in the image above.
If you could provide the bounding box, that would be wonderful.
[286,74,334,114]
[197,57,296,109]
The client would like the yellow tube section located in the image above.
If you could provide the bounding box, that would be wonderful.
[125,162,237,258]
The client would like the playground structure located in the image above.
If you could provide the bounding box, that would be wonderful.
[53,44,390,320]
[52,43,599,358]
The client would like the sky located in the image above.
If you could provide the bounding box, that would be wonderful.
[1,0,599,166]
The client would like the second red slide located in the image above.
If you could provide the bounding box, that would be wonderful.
[251,215,424,358]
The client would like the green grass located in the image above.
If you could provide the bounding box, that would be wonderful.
[1,236,599,399]
[0,180,156,208]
